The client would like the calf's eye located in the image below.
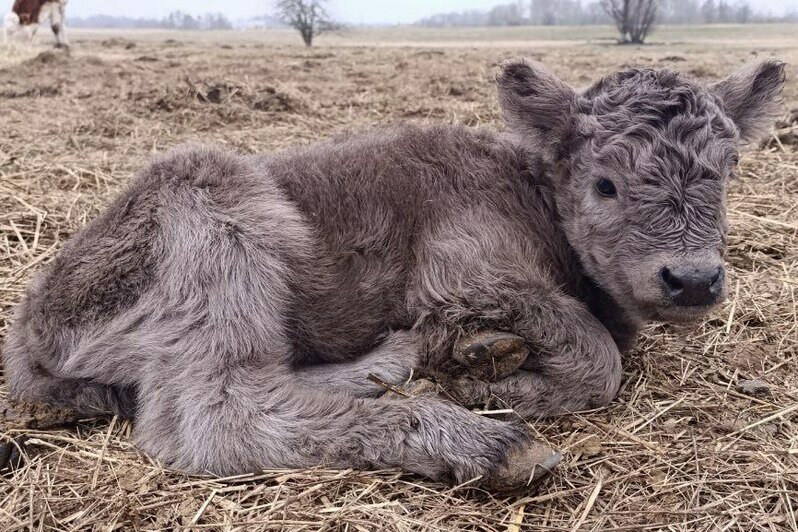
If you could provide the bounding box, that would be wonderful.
[595,178,617,198]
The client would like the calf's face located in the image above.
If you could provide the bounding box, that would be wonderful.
[498,60,786,324]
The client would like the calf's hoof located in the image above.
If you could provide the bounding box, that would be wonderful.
[0,436,28,475]
[0,401,82,475]
[454,331,529,381]
[1,400,80,430]
[483,438,561,492]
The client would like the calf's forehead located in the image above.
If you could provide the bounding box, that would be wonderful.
[592,131,737,183]
[583,70,739,181]
[586,69,735,134]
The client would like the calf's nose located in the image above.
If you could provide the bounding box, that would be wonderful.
[660,265,724,307]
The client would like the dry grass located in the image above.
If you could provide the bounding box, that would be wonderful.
[1,25,797,531]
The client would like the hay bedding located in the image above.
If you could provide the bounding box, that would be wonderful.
[0,32,796,531]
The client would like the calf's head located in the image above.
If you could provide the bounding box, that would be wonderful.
[498,59,786,324]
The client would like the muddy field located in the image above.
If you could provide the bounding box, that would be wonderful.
[1,24,797,531]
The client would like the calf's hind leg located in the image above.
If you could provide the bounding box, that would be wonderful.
[1,314,136,472]
[294,328,529,398]
[2,299,137,422]
[135,343,559,489]
[130,260,556,485]
[130,198,557,486]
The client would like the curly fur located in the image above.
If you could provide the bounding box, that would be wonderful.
[2,60,785,482]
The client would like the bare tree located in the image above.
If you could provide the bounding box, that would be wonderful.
[275,0,339,47]
[601,0,660,44]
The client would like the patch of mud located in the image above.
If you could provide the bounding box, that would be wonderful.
[251,86,311,113]
[21,50,70,67]
[142,79,313,115]
[0,51,106,99]
[19,50,104,70]
[100,37,136,49]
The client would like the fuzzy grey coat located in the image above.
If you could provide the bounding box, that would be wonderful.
[2,59,785,485]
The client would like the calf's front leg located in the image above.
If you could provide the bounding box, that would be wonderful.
[423,285,622,417]
[432,289,622,417]
[413,217,623,418]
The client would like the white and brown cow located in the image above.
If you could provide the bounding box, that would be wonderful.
[3,0,68,47]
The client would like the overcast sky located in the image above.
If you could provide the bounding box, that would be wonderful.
[2,1,795,24]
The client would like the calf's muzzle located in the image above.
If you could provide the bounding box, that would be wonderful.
[660,264,724,307]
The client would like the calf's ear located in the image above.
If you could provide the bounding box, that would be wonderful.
[496,60,580,159]
[709,59,786,143]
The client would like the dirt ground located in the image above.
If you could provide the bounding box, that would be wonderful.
[0,24,796,531]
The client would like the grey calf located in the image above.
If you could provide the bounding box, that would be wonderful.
[2,59,785,486]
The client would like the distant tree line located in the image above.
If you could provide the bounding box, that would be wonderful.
[417,0,798,27]
[162,12,233,30]
[69,12,233,30]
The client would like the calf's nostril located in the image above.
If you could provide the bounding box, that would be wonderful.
[660,267,683,292]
